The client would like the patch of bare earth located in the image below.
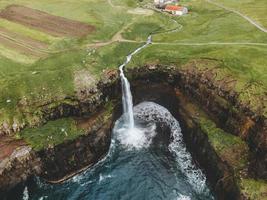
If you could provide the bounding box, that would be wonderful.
[0,5,95,37]
[74,70,97,100]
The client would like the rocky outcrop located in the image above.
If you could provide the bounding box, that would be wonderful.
[0,69,119,136]
[175,65,267,180]
[0,146,41,194]
[39,111,114,182]
[0,105,116,197]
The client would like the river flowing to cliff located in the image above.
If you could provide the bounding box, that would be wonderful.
[119,35,152,129]
[18,36,213,200]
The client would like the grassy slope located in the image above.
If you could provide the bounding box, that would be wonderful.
[213,0,267,29]
[126,0,267,116]
[0,18,57,44]
[0,0,266,143]
[0,0,133,62]
[20,118,85,151]
[0,0,135,125]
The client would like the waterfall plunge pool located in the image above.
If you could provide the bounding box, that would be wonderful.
[20,102,214,200]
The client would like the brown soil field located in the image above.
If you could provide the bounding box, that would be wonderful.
[0,27,48,50]
[0,5,95,37]
[0,35,46,57]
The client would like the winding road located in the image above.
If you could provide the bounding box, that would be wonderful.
[206,0,267,33]
[152,42,267,46]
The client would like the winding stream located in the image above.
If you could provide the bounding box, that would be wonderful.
[119,35,152,129]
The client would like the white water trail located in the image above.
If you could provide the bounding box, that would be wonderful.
[134,102,209,194]
[119,35,152,129]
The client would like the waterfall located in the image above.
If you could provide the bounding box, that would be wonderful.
[119,36,152,129]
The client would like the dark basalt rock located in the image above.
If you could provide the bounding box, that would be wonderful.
[0,65,266,199]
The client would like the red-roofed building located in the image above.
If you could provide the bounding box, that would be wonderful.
[165,5,188,16]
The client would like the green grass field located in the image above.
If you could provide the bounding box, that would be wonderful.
[0,0,266,135]
[213,0,267,29]
[20,118,85,151]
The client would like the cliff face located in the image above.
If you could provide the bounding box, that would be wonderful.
[0,65,266,199]
[0,146,41,193]
[0,71,119,196]
[0,108,114,198]
[127,65,266,199]
[128,65,266,180]
[176,66,266,180]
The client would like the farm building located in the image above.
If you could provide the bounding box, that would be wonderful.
[164,5,188,16]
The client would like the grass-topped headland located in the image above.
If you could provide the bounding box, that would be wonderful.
[18,101,115,151]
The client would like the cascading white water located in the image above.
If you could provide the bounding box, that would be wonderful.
[119,36,152,129]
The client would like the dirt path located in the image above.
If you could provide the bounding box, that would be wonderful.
[87,18,141,48]
[0,34,47,57]
[206,0,267,34]
[107,0,115,8]
[152,42,267,46]
[107,0,123,9]
[0,27,48,50]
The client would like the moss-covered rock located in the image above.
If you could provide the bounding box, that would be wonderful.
[240,178,267,200]
[199,118,249,172]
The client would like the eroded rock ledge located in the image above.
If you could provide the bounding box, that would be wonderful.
[0,65,266,200]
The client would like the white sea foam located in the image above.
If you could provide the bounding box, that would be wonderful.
[177,194,191,200]
[22,186,29,200]
[38,196,48,200]
[133,102,209,194]
[99,173,113,183]
[114,121,156,150]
